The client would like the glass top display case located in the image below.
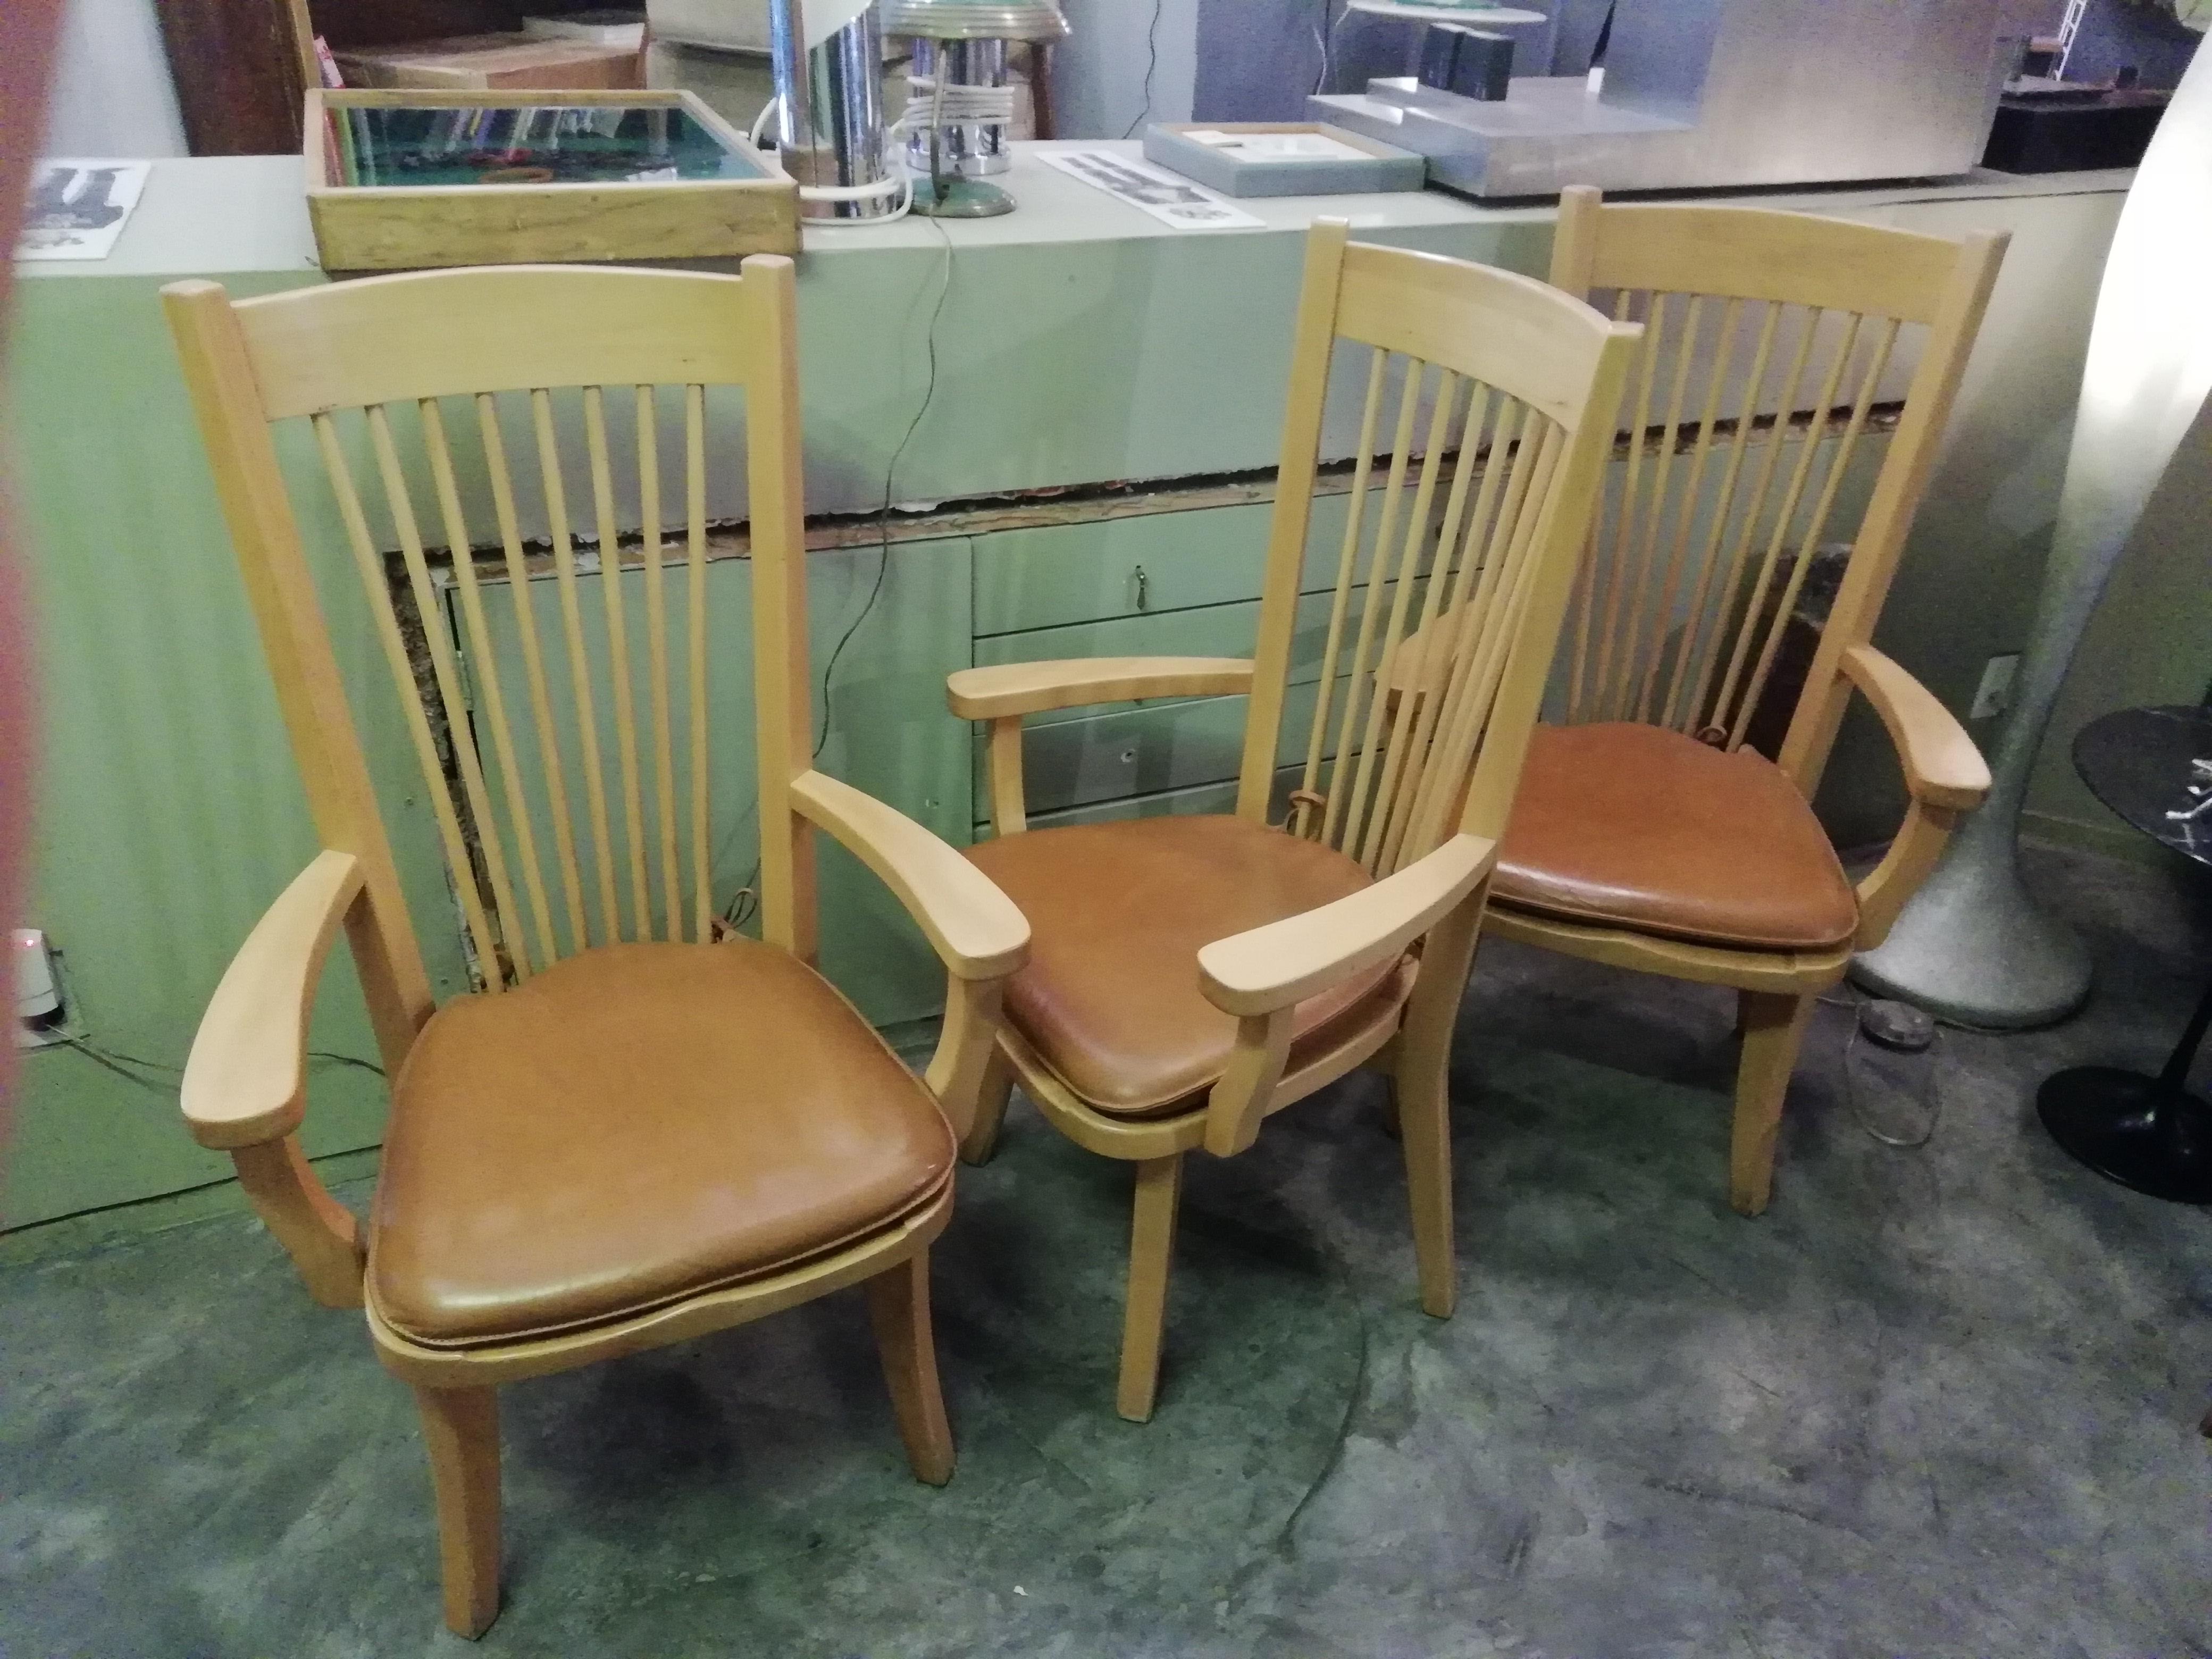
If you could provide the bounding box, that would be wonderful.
[328,100,773,190]
[304,90,798,272]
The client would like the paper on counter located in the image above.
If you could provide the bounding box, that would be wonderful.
[18,161,149,262]
[1037,149,1266,232]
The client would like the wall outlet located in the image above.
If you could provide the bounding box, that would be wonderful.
[1970,652,2021,721]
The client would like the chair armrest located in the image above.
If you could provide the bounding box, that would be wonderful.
[948,657,1254,720]
[789,769,1030,982]
[182,851,365,1152]
[1198,834,1497,1019]
[1841,644,1991,812]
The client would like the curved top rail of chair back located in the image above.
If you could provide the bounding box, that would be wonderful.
[160,255,808,991]
[1563,203,1966,324]
[1331,242,1626,431]
[1543,189,2009,785]
[221,262,768,422]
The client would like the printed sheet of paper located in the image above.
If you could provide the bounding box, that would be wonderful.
[19,161,150,261]
[1036,148,1266,232]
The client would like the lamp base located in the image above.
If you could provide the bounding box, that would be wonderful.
[910,175,1014,217]
[2037,1067,2212,1203]
[1850,828,2090,1029]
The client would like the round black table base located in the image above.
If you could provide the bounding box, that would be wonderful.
[2037,1067,2212,1204]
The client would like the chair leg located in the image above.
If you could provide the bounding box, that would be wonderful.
[413,1384,500,1640]
[1732,991,1818,1217]
[960,1049,1015,1167]
[1394,1043,1457,1319]
[1117,1154,1184,1423]
[864,1251,956,1486]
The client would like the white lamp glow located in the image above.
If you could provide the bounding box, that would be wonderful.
[1855,42,2212,1025]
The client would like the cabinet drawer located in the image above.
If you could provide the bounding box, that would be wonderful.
[999,765,1304,836]
[981,675,1351,818]
[974,495,1354,638]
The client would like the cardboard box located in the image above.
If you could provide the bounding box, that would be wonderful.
[332,34,644,91]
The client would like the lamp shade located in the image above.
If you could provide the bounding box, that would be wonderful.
[881,1,1070,41]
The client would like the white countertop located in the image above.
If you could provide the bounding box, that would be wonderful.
[19,141,2134,280]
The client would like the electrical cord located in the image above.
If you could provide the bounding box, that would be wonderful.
[812,212,955,761]
[26,949,383,1086]
[1122,0,1166,138]
[1314,0,1348,95]
[713,206,957,936]
[41,1030,383,1091]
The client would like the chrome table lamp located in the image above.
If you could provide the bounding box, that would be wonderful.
[883,0,1069,216]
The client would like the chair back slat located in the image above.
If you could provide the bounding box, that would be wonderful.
[1294,346,1388,828]
[1548,189,2009,789]
[475,390,593,960]
[428,397,560,972]
[1317,353,1427,852]
[167,261,807,1004]
[684,383,714,947]
[1647,298,1782,731]
[635,387,683,941]
[1368,382,1507,875]
[311,407,508,984]
[530,387,623,951]
[580,387,653,941]
[1243,224,1642,879]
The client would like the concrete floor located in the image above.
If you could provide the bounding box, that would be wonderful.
[4,843,2209,1657]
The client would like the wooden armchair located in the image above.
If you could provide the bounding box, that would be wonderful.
[163,258,1028,1638]
[948,223,1641,1421]
[1477,188,2007,1214]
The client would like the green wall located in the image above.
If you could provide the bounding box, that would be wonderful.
[5,272,433,1225]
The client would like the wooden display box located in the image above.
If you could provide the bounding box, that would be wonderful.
[305,88,799,272]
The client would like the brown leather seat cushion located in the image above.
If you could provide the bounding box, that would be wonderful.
[368,941,953,1351]
[1494,722,1858,952]
[965,814,1399,1116]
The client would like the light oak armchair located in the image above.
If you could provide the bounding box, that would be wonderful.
[164,257,1028,1637]
[949,222,1641,1421]
[1474,188,2007,1214]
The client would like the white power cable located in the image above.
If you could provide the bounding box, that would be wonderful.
[901,76,1017,125]
[747,94,916,225]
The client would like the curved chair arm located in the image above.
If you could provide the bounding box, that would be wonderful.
[790,769,1029,981]
[184,850,365,1150]
[1198,834,1496,1019]
[789,770,1032,1144]
[1196,835,1497,1158]
[182,850,370,1308]
[1841,646,1991,950]
[951,658,1256,840]
[947,657,1254,720]
[1841,644,1991,811]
